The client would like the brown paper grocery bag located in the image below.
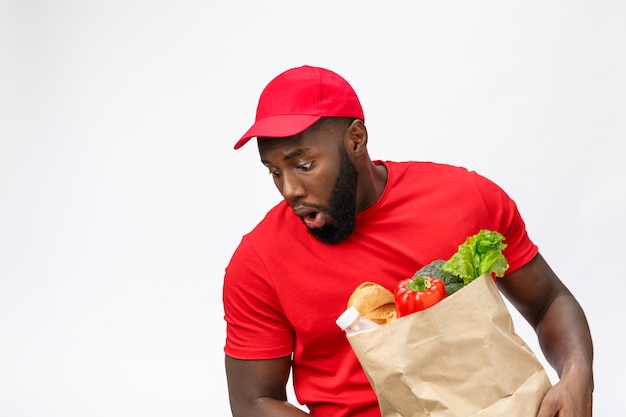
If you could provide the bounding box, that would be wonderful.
[346,274,552,417]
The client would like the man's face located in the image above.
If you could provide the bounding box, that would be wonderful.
[258,123,359,244]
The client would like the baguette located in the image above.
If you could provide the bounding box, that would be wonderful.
[347,282,397,324]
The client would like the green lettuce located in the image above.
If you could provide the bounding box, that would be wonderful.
[440,229,509,286]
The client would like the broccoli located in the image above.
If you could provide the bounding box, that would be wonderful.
[413,259,465,296]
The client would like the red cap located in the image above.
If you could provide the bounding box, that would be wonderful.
[234,65,364,149]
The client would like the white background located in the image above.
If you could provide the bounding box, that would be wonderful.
[1,1,624,415]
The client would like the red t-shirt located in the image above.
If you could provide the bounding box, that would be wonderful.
[223,161,538,417]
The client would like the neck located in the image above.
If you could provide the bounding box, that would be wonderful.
[356,159,388,212]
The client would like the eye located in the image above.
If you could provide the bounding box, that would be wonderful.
[268,169,281,178]
[297,161,313,171]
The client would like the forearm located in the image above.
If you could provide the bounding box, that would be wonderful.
[229,387,311,417]
[230,388,311,417]
[247,398,311,417]
[499,254,594,416]
[532,292,594,416]
[535,291,593,388]
[499,254,594,389]
[226,355,311,417]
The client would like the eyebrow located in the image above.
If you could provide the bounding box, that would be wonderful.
[261,148,311,165]
[284,148,309,160]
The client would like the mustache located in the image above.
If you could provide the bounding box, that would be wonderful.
[293,202,332,215]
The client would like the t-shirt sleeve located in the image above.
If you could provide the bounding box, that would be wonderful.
[222,236,295,359]
[471,171,539,274]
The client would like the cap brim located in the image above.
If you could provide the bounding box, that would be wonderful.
[234,114,322,149]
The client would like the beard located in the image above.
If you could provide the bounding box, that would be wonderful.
[307,146,359,244]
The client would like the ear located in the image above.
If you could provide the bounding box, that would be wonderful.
[344,119,368,157]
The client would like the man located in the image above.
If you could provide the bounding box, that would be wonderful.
[223,65,593,417]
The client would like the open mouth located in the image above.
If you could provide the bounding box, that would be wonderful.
[294,207,327,230]
[303,211,325,229]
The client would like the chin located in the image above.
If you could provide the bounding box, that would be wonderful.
[307,223,355,245]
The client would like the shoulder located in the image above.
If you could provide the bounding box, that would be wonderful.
[380,160,491,197]
[227,201,305,265]
[382,160,475,180]
[249,202,308,243]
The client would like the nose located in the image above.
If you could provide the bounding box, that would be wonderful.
[280,173,306,204]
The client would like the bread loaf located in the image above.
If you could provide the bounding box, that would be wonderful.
[347,282,397,324]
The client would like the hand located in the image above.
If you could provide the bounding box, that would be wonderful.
[536,372,593,417]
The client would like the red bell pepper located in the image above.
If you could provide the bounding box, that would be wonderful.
[394,275,446,317]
